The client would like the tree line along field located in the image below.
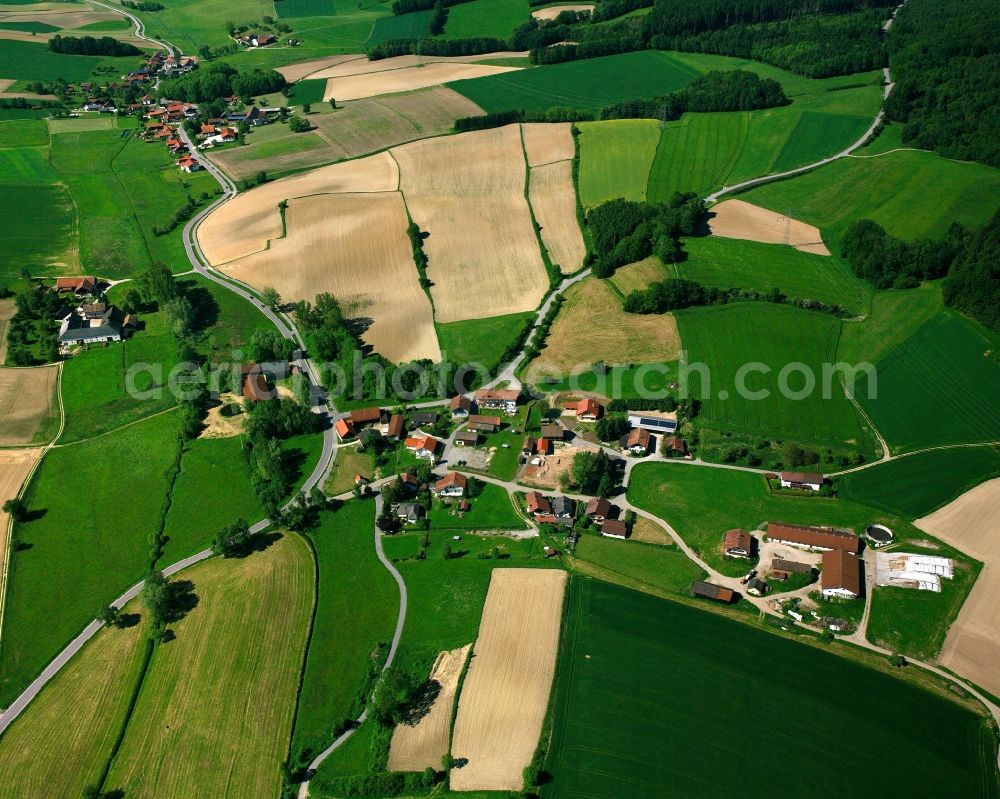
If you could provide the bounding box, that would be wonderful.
[855,312,1000,454]
[544,577,1000,799]
[674,303,876,455]
[0,39,144,84]
[838,446,1000,519]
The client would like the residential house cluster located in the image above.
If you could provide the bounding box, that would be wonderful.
[524,492,623,537]
[54,279,137,351]
[237,31,277,47]
[336,406,442,461]
[766,521,863,599]
[142,98,202,173]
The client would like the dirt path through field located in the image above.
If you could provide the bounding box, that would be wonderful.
[708,199,831,255]
[916,477,1000,698]
[388,644,471,771]
[450,568,566,791]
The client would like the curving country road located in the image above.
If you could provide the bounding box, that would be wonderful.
[83,0,180,55]
[296,494,409,799]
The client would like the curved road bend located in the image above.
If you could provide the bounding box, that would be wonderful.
[83,0,179,54]
[298,494,409,799]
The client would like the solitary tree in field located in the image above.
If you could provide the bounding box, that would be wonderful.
[2,498,27,522]
[261,286,281,310]
[442,540,452,560]
[302,102,311,114]
[98,604,120,627]
[329,98,337,110]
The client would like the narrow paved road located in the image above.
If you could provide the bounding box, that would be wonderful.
[83,0,179,54]
[298,494,408,799]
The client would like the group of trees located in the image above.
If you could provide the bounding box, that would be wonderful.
[569,449,619,496]
[885,0,1000,167]
[121,0,164,10]
[840,219,962,289]
[623,277,851,317]
[943,209,1000,334]
[49,35,141,57]
[159,62,286,103]
[4,280,60,366]
[587,194,706,278]
[368,35,507,60]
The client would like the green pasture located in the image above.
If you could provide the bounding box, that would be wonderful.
[366,8,431,46]
[441,0,529,40]
[159,435,265,563]
[428,481,526,531]
[838,446,1000,519]
[292,500,400,760]
[451,50,705,115]
[279,0,338,16]
[676,237,869,312]
[837,281,943,365]
[436,311,533,372]
[544,578,1000,799]
[0,118,47,147]
[577,119,659,207]
[739,147,1000,252]
[857,313,1000,453]
[674,303,873,452]
[0,39,142,82]
[536,361,679,398]
[0,411,180,708]
[571,534,705,597]
[0,21,58,33]
[287,77,328,105]
[0,183,76,282]
[176,274,273,360]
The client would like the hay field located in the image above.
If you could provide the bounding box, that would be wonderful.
[213,88,483,182]
[0,364,59,446]
[308,51,528,80]
[609,257,670,295]
[527,278,680,376]
[388,644,471,771]
[917,478,1000,698]
[450,568,566,791]
[394,125,549,323]
[323,61,522,102]
[106,534,314,799]
[532,4,594,20]
[197,151,398,264]
[277,53,366,82]
[0,600,148,799]
[522,122,574,166]
[577,119,660,207]
[222,192,440,363]
[0,7,121,29]
[708,199,830,255]
[0,298,13,363]
[529,160,585,274]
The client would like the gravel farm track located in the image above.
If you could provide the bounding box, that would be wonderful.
[4,0,1000,785]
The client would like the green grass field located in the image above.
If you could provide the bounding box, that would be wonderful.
[676,237,869,313]
[0,411,179,707]
[837,281,943,365]
[857,313,1000,454]
[838,446,1000,518]
[175,274,274,360]
[544,577,1000,799]
[646,111,748,200]
[366,8,431,45]
[428,481,526,530]
[441,0,528,40]
[0,39,143,82]
[571,534,705,597]
[279,0,337,16]
[0,183,76,282]
[451,50,705,114]
[287,77,328,105]
[0,118,47,147]
[675,303,873,452]
[627,463,888,576]
[159,435,265,563]
[0,21,58,33]
[435,311,533,372]
[291,500,400,761]
[106,534,313,799]
[577,119,660,207]
[0,602,149,799]
[739,147,1000,253]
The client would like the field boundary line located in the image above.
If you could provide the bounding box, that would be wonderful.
[50,405,179,449]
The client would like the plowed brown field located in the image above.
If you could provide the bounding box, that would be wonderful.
[708,199,831,255]
[522,123,575,167]
[0,365,59,446]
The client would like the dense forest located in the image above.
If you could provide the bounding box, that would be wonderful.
[885,0,1000,167]
[158,63,286,103]
[49,35,142,57]
[943,210,1000,334]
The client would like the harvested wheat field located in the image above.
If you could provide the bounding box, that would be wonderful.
[0,598,148,799]
[394,125,549,322]
[0,299,14,363]
[0,447,42,603]
[308,52,528,81]
[323,62,522,102]
[526,278,681,376]
[451,568,566,791]
[531,4,594,20]
[277,54,366,83]
[0,7,120,28]
[629,516,675,546]
[0,365,60,446]
[916,477,1000,698]
[198,151,399,264]
[214,88,483,183]
[608,257,670,295]
[708,199,830,255]
[529,160,585,274]
[388,644,472,772]
[521,122,575,167]
[222,192,440,363]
